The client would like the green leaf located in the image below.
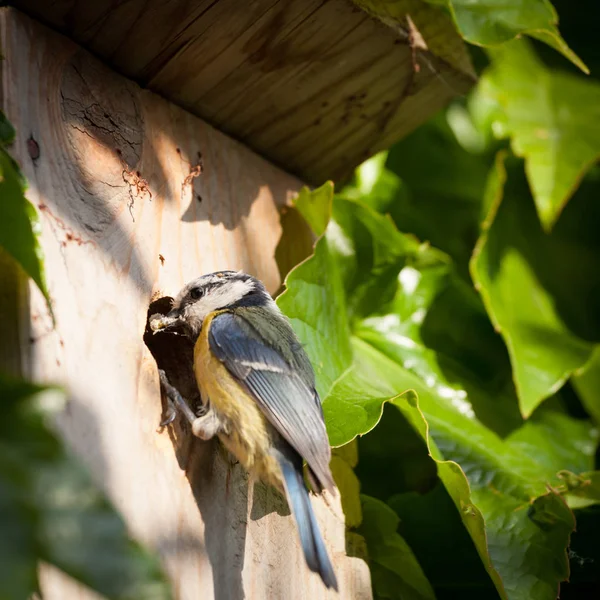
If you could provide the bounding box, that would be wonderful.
[277,198,353,399]
[423,0,587,72]
[278,193,594,600]
[342,111,495,276]
[572,346,600,425]
[358,495,436,600]
[0,110,16,145]
[331,444,363,529]
[538,0,600,76]
[388,483,499,596]
[0,377,48,600]
[293,182,334,237]
[358,396,598,592]
[558,471,600,509]
[471,152,596,417]
[342,339,579,600]
[0,373,172,600]
[329,421,436,599]
[478,40,600,230]
[0,147,51,309]
[505,410,598,480]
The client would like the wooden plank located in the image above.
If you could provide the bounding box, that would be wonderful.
[0,9,372,599]
[13,0,475,184]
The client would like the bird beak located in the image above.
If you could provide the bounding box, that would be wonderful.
[149,308,182,333]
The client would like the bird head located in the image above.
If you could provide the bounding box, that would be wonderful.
[150,270,273,338]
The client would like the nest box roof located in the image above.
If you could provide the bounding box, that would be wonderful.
[14,0,475,183]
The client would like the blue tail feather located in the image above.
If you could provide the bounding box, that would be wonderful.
[278,453,338,591]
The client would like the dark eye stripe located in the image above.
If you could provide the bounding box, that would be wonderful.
[192,280,225,298]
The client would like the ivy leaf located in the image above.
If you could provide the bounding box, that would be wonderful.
[471,152,598,417]
[0,110,16,145]
[277,240,351,399]
[505,410,598,480]
[342,111,494,276]
[0,374,172,600]
[0,145,51,311]
[358,495,436,600]
[331,444,363,529]
[332,441,437,600]
[572,346,600,425]
[294,182,334,237]
[476,40,600,230]
[423,0,587,72]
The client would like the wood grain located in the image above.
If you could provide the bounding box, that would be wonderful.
[0,9,371,599]
[12,0,475,184]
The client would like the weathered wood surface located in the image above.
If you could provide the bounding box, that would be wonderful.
[13,0,475,184]
[0,9,371,599]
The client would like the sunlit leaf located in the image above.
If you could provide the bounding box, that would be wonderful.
[342,112,495,276]
[293,182,334,237]
[331,448,363,529]
[0,146,51,310]
[423,0,587,72]
[471,153,597,417]
[341,340,580,600]
[477,40,600,229]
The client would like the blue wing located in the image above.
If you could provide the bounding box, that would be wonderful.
[208,310,334,492]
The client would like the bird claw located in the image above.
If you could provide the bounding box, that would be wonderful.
[156,370,222,440]
[157,369,197,428]
[158,400,178,430]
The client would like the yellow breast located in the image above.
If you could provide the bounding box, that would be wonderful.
[194,312,282,487]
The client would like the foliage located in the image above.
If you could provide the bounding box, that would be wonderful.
[358,495,436,600]
[422,0,586,72]
[276,17,600,600]
[473,41,600,230]
[0,375,171,600]
[471,152,599,417]
[0,110,51,311]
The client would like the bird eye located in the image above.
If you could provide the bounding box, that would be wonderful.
[190,287,204,300]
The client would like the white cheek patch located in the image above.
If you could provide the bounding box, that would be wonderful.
[208,279,255,308]
[185,279,255,322]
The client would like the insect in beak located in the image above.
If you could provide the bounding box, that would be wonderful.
[149,309,181,333]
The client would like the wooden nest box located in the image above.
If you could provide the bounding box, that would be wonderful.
[1,1,474,598]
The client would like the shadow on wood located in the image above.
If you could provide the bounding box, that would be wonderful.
[4,10,292,300]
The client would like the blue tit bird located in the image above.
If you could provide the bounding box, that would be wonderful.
[150,270,338,590]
